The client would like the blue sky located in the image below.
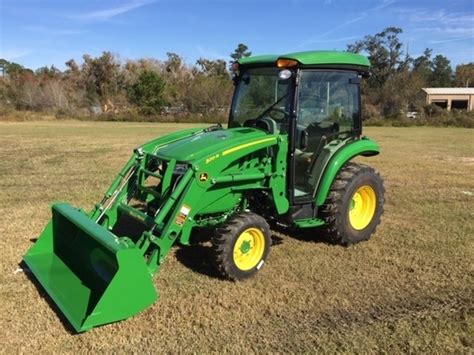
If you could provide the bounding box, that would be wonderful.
[0,0,473,70]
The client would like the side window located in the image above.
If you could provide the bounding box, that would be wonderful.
[298,71,359,135]
[293,71,360,196]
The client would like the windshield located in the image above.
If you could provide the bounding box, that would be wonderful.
[230,68,293,132]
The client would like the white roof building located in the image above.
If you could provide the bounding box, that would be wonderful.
[422,88,474,111]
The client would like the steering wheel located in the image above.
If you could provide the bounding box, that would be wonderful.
[267,107,289,121]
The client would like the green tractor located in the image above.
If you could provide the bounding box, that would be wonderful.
[23,50,384,332]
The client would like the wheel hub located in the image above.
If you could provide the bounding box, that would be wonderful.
[233,228,265,271]
[240,240,251,254]
[349,185,376,230]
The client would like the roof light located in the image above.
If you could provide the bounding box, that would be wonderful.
[278,69,292,80]
[276,59,298,68]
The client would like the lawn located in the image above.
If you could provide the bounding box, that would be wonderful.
[0,121,472,353]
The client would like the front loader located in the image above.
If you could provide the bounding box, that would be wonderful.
[24,50,384,331]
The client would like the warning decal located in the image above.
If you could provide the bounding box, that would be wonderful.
[175,204,191,226]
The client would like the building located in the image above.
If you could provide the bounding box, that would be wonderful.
[422,88,474,111]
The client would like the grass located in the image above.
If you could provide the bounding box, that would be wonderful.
[0,121,473,353]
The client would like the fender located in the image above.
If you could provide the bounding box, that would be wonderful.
[314,137,380,206]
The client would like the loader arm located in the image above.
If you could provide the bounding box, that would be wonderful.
[24,127,286,332]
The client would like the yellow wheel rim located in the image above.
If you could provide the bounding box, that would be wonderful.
[349,185,376,230]
[233,228,265,271]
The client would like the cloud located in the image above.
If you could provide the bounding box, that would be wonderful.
[429,37,474,45]
[404,9,474,25]
[196,46,227,60]
[301,35,359,44]
[0,48,32,61]
[371,0,396,12]
[395,7,474,64]
[416,26,474,37]
[295,0,396,49]
[294,16,365,49]
[399,8,474,38]
[317,15,367,39]
[73,0,154,21]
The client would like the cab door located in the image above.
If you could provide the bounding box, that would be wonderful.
[292,70,361,201]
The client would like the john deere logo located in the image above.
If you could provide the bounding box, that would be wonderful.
[199,173,208,182]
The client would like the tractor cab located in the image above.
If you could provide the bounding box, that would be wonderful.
[230,51,371,212]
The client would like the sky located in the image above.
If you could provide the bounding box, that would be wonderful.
[0,0,473,70]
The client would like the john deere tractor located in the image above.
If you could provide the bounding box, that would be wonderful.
[24,50,384,331]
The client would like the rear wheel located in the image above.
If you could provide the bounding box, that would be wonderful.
[211,212,271,280]
[320,162,384,245]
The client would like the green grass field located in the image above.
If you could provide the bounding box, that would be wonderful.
[0,121,473,353]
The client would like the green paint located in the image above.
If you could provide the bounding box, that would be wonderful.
[238,54,279,65]
[239,50,370,68]
[156,128,270,162]
[293,218,325,228]
[24,204,157,332]
[240,240,251,254]
[315,137,380,206]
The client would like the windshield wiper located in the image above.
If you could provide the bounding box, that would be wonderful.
[253,93,289,120]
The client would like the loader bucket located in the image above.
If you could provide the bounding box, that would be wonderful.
[23,203,158,332]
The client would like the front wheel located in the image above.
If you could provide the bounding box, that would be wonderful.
[320,162,385,245]
[211,212,271,280]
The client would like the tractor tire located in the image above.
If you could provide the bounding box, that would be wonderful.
[211,212,271,281]
[320,162,384,246]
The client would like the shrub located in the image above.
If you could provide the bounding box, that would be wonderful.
[423,103,445,117]
[128,70,167,115]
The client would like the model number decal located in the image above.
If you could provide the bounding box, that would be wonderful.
[206,154,220,164]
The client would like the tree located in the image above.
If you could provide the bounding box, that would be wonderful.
[348,27,407,117]
[455,63,474,87]
[230,43,251,62]
[196,58,228,76]
[0,59,27,76]
[378,68,426,117]
[164,52,183,75]
[430,55,453,87]
[128,70,166,114]
[82,51,120,104]
[348,27,404,88]
[35,65,61,78]
[161,52,194,107]
[41,79,70,112]
[412,49,433,85]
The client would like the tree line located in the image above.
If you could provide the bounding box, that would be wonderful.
[0,32,473,123]
[0,44,252,121]
[347,27,473,120]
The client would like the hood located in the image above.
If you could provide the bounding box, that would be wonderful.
[154,127,272,162]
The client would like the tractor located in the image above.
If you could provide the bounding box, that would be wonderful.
[23,50,384,332]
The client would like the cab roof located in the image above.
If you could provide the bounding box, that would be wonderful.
[238,50,370,68]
